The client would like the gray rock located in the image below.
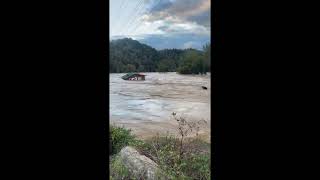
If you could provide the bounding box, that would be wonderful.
[119,146,166,180]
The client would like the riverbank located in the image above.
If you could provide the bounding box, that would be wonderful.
[110,119,211,143]
[110,125,211,179]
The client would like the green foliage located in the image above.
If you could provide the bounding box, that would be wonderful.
[203,43,211,72]
[157,59,173,72]
[177,49,208,74]
[135,135,210,180]
[109,38,159,73]
[181,154,210,179]
[110,125,142,155]
[109,114,211,179]
[109,38,211,74]
[125,64,136,72]
[110,155,131,179]
[157,49,184,71]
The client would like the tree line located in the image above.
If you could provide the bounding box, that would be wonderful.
[109,38,211,74]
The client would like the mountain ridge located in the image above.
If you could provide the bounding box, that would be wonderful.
[110,38,210,74]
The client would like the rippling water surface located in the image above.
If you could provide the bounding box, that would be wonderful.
[110,72,211,140]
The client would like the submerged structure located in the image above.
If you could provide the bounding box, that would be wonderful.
[121,73,146,81]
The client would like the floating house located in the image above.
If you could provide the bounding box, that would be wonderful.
[121,73,146,81]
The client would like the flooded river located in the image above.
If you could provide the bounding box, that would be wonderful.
[110,72,211,141]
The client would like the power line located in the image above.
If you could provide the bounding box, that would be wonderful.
[130,0,162,35]
[119,0,146,36]
[115,1,140,35]
[113,0,130,35]
[110,0,125,35]
[112,0,162,36]
[126,0,151,35]
[119,0,146,35]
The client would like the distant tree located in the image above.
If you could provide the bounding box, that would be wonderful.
[137,65,145,72]
[203,43,211,72]
[126,64,136,72]
[109,38,211,74]
[177,49,206,74]
[109,38,158,73]
[157,58,176,72]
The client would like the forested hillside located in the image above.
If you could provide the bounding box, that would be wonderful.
[109,38,211,74]
[109,38,159,72]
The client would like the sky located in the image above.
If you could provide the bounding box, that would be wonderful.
[110,0,211,50]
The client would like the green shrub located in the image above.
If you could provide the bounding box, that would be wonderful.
[180,153,210,179]
[110,155,131,179]
[109,113,211,179]
[110,125,144,155]
[135,135,211,180]
[110,126,134,155]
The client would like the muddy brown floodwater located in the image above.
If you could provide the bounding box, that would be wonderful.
[110,72,211,142]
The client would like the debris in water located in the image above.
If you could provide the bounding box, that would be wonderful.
[122,73,146,81]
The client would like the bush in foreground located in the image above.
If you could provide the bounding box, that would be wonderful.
[110,155,131,180]
[134,135,210,179]
[110,125,143,155]
[110,113,210,179]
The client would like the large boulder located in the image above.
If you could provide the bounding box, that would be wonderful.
[119,146,166,180]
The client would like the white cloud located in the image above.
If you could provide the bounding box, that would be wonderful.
[125,17,209,37]
[110,0,211,50]
[146,0,210,27]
